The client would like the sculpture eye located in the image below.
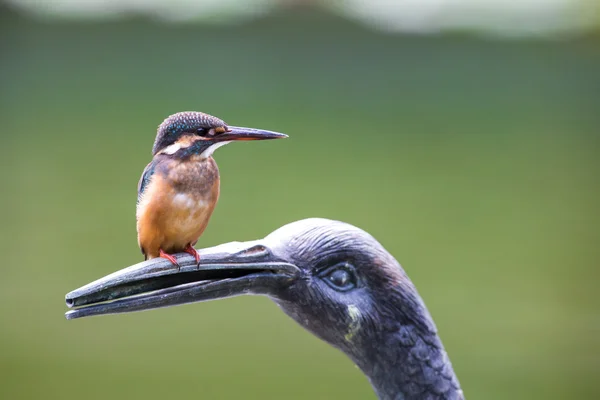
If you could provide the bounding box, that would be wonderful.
[319,263,357,291]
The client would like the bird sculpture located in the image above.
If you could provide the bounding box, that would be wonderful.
[136,111,286,265]
[66,218,464,400]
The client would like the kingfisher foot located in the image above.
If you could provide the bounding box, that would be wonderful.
[159,249,180,267]
[184,244,201,264]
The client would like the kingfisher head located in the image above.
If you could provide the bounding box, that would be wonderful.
[152,111,287,158]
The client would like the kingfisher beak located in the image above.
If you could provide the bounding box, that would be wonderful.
[216,126,288,141]
[65,241,300,320]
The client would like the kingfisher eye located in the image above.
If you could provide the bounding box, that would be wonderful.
[319,263,357,292]
[196,128,208,136]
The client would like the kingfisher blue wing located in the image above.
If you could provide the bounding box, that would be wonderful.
[137,160,157,202]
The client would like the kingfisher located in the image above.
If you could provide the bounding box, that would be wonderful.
[136,111,287,266]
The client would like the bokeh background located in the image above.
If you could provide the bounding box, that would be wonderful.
[1,0,599,399]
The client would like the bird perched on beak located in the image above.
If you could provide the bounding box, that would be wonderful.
[136,111,287,266]
[67,218,464,400]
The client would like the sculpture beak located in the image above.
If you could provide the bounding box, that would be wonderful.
[65,240,300,320]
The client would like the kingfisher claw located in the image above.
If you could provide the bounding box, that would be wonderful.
[184,244,201,264]
[159,249,180,266]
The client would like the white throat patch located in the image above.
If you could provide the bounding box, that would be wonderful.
[202,141,232,157]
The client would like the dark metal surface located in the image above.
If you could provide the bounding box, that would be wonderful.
[65,218,464,400]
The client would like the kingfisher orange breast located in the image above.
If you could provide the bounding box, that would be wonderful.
[136,156,220,259]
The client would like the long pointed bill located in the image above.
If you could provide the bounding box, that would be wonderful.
[65,241,299,320]
[217,126,288,141]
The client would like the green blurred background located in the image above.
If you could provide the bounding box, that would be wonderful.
[1,2,599,399]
